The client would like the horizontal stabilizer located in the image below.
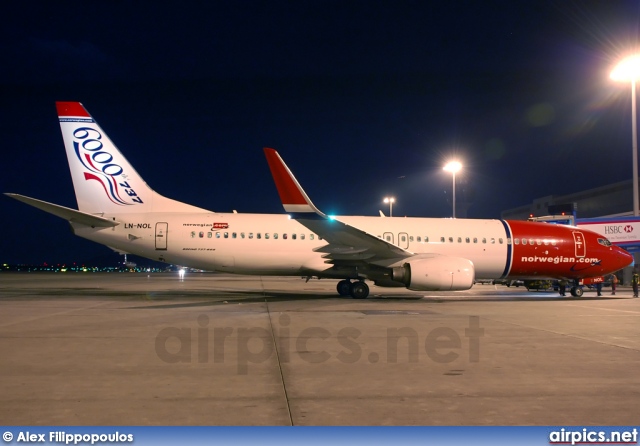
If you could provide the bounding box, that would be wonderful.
[5,193,119,228]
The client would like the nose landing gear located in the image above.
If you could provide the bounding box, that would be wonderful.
[570,286,584,297]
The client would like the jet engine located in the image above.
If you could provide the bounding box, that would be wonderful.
[391,256,475,291]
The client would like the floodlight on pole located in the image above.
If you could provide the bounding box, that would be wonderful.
[443,161,462,218]
[611,55,640,216]
[383,197,395,217]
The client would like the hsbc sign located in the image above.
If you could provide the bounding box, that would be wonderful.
[579,220,640,245]
[604,225,624,234]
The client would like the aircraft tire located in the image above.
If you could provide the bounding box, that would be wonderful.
[350,281,369,299]
[569,286,584,297]
[337,280,351,296]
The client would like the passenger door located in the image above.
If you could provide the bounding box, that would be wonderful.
[155,222,168,250]
[572,231,585,258]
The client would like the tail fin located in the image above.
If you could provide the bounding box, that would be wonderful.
[57,102,207,214]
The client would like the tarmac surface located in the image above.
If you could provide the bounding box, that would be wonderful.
[0,272,638,426]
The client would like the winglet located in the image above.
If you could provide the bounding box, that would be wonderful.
[263,148,326,217]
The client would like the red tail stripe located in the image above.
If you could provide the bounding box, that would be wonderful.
[56,102,90,117]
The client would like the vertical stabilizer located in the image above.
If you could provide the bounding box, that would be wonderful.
[57,102,208,214]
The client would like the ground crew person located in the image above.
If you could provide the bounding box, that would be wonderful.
[558,279,567,296]
[632,270,639,298]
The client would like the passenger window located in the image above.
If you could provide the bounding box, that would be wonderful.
[283,234,288,239]
[441,237,445,243]
[529,239,534,245]
[425,236,429,243]
[417,236,422,242]
[232,232,237,239]
[473,237,477,243]
[249,233,254,239]
[207,232,212,239]
[292,234,297,240]
[215,232,220,239]
[274,233,279,239]
[401,235,406,242]
[257,233,261,239]
[310,234,315,240]
[265,233,270,239]
[499,238,503,244]
[409,236,414,242]
[522,239,527,245]
[190,231,196,238]
[449,237,454,243]
[491,238,495,244]
[199,231,204,238]
[301,234,305,240]
[536,239,541,245]
[224,232,229,239]
[514,238,519,245]
[457,237,462,243]
[241,232,245,239]
[482,238,487,244]
[465,237,470,243]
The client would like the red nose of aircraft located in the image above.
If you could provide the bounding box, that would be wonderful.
[612,246,634,271]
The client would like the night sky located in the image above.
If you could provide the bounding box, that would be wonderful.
[2,1,640,264]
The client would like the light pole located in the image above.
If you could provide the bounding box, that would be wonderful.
[611,55,640,216]
[443,161,462,218]
[383,197,395,217]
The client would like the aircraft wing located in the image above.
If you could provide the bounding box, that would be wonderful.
[263,148,413,263]
[5,193,120,228]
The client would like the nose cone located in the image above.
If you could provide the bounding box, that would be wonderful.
[613,246,634,270]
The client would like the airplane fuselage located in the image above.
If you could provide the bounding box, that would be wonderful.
[8,102,632,299]
[73,212,626,282]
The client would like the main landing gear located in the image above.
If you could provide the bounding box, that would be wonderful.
[337,280,370,299]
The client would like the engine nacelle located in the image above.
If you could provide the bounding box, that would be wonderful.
[391,256,475,291]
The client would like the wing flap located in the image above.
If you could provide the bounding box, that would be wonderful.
[322,252,376,261]
[314,245,369,254]
[302,217,410,260]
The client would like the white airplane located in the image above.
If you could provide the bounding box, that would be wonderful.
[5,102,633,298]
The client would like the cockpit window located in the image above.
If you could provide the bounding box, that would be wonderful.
[597,238,612,247]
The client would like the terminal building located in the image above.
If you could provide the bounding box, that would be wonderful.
[501,179,640,284]
[501,179,635,221]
